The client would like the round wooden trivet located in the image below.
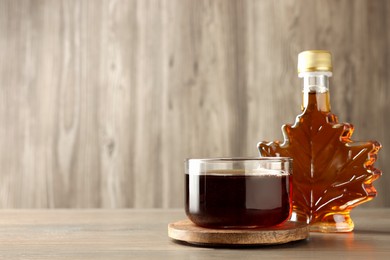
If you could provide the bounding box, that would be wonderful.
[168,219,309,246]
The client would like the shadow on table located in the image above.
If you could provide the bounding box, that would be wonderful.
[171,238,309,249]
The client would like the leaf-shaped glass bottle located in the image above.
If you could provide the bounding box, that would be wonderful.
[258,50,382,232]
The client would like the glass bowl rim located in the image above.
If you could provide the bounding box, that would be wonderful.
[186,157,292,163]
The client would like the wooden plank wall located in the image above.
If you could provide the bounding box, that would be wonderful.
[0,0,388,208]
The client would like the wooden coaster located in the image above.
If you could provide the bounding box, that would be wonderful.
[168,219,309,246]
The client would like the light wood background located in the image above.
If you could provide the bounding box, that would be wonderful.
[0,0,388,208]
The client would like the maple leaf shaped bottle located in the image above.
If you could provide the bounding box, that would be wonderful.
[258,50,382,232]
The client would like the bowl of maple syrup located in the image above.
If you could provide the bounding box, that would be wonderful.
[185,157,293,229]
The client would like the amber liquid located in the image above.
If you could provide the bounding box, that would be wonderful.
[258,92,381,232]
[185,174,292,228]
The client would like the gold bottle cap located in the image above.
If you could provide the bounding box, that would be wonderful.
[297,50,332,73]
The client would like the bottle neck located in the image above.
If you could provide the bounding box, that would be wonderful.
[299,72,332,112]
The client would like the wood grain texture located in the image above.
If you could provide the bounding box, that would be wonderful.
[0,209,388,258]
[168,219,309,245]
[0,0,388,208]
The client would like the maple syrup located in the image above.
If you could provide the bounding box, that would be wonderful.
[258,50,382,232]
[185,174,292,228]
[185,158,292,229]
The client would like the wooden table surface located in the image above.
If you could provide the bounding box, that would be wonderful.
[0,209,389,259]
